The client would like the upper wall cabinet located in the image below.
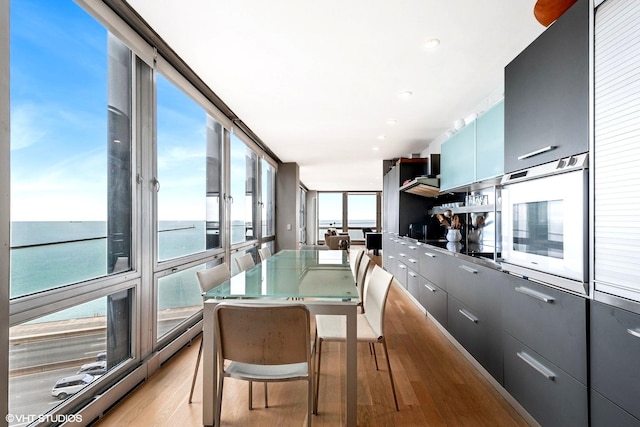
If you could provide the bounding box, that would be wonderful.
[441,121,476,191]
[441,100,504,191]
[504,0,589,174]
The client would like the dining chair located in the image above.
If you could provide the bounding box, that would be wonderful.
[258,246,272,262]
[235,252,256,272]
[189,262,231,403]
[355,254,372,312]
[314,265,399,412]
[351,248,365,279]
[213,303,314,427]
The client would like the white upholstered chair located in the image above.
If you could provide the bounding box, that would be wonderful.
[314,265,399,411]
[213,303,315,427]
[235,252,256,273]
[258,246,272,262]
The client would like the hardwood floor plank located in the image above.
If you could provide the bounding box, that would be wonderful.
[95,248,530,426]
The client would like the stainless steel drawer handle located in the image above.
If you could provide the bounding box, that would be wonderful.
[627,328,640,339]
[517,145,557,161]
[409,246,417,250]
[424,284,437,292]
[459,265,478,274]
[458,309,479,324]
[424,252,436,258]
[408,272,417,278]
[517,351,556,381]
[388,255,395,260]
[399,253,407,258]
[515,286,555,303]
[409,258,417,264]
[398,265,407,270]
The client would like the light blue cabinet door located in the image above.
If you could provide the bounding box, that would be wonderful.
[440,121,475,190]
[476,100,504,181]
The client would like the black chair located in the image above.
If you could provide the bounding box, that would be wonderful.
[363,228,382,255]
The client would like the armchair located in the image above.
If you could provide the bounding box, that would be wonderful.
[324,231,350,250]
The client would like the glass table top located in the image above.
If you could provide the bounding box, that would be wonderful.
[203,249,358,299]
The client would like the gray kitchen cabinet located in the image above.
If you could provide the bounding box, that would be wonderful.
[504,0,589,173]
[503,333,588,427]
[420,278,447,328]
[418,246,448,290]
[447,295,503,383]
[446,257,503,317]
[395,261,408,289]
[382,158,431,236]
[407,269,420,301]
[502,275,587,384]
[591,389,640,427]
[591,300,640,421]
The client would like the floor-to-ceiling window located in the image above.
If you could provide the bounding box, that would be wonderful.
[8,1,134,421]
[5,0,277,422]
[154,73,225,340]
[261,158,276,253]
[347,193,378,240]
[318,192,381,243]
[229,132,259,273]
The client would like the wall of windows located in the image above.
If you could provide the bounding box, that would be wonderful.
[4,0,277,423]
[318,192,381,242]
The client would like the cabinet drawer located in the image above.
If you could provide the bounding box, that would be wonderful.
[395,261,408,289]
[591,301,640,420]
[420,279,447,328]
[503,333,588,427]
[502,275,587,384]
[418,247,447,288]
[384,254,396,277]
[448,296,502,383]
[591,389,640,427]
[407,269,420,300]
[446,258,502,315]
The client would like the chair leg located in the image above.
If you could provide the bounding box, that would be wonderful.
[314,338,323,414]
[381,340,400,411]
[307,377,313,427]
[215,376,224,426]
[372,342,380,370]
[249,381,253,410]
[188,339,203,404]
[264,382,268,408]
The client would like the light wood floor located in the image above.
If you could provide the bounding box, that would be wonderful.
[95,250,529,426]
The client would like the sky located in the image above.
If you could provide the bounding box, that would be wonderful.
[9,0,372,224]
[10,0,208,222]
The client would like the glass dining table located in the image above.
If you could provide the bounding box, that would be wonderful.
[201,249,359,426]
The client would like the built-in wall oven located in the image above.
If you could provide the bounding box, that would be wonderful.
[501,153,588,295]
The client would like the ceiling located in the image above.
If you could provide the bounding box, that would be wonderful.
[126,0,546,191]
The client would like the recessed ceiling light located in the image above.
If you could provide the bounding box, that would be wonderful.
[424,38,440,49]
[398,91,413,99]
[372,147,379,151]
[377,135,386,140]
[387,119,398,126]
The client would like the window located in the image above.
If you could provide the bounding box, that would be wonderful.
[156,259,222,340]
[318,192,343,240]
[9,290,132,417]
[10,1,132,298]
[229,133,258,244]
[261,159,276,239]
[156,74,223,261]
[347,193,377,240]
[318,192,380,241]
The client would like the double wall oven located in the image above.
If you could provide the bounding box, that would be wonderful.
[500,153,589,295]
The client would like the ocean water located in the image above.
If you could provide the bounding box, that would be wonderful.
[10,221,212,322]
